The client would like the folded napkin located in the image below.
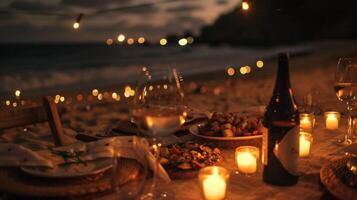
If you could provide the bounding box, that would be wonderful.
[0,143,53,168]
[0,136,171,183]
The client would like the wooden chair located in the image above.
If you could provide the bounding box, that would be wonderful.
[0,96,65,146]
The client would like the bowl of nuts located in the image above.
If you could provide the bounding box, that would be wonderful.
[189,111,266,148]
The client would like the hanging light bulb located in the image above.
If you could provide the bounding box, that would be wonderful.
[73,13,84,29]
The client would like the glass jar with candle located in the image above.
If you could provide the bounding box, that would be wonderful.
[235,146,260,176]
[299,113,315,133]
[299,132,313,158]
[324,111,341,130]
[198,166,229,200]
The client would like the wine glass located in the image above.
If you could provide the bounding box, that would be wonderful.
[130,66,186,199]
[334,58,357,145]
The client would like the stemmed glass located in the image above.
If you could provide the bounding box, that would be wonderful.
[130,66,186,199]
[334,58,357,145]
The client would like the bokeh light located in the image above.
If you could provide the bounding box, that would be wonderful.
[227,67,235,76]
[92,89,99,96]
[178,38,188,46]
[76,94,83,101]
[15,90,21,97]
[5,100,10,106]
[245,65,252,73]
[240,66,248,74]
[256,60,264,68]
[97,93,103,100]
[127,38,135,45]
[187,37,194,44]
[112,92,118,99]
[138,37,145,44]
[60,96,65,102]
[106,38,113,45]
[160,38,167,46]
[117,34,125,42]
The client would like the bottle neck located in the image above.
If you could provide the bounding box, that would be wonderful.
[273,56,292,93]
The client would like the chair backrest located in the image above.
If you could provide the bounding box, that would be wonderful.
[0,96,65,146]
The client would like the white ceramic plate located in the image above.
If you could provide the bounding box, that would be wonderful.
[189,124,263,141]
[21,158,113,178]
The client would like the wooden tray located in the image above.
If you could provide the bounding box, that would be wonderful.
[0,158,143,198]
[320,157,357,200]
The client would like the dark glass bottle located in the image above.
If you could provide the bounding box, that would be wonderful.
[263,53,300,186]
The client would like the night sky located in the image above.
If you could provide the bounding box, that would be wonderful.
[0,0,241,43]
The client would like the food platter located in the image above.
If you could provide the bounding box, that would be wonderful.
[190,124,263,141]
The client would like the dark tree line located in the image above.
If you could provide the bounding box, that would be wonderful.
[198,0,357,46]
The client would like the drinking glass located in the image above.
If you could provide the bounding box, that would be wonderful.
[111,139,150,200]
[334,58,357,145]
[130,66,186,199]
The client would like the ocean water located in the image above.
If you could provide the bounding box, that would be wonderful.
[0,43,310,97]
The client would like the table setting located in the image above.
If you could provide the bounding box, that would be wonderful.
[0,55,356,200]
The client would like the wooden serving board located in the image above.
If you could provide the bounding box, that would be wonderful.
[0,158,142,198]
[320,157,357,200]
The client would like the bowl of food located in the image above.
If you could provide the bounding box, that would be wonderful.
[190,112,266,148]
[159,142,222,179]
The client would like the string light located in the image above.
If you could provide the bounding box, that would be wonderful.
[60,96,65,102]
[12,102,17,107]
[117,34,125,42]
[72,13,84,29]
[160,38,167,46]
[242,1,249,10]
[5,100,10,106]
[73,22,79,29]
[256,60,264,68]
[178,38,188,46]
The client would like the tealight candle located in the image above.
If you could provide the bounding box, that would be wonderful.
[199,166,229,200]
[300,113,315,133]
[299,132,313,157]
[324,112,340,130]
[235,146,259,175]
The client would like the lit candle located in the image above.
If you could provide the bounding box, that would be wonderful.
[235,146,259,175]
[202,175,226,200]
[300,113,315,133]
[199,166,229,200]
[325,112,340,130]
[299,132,312,157]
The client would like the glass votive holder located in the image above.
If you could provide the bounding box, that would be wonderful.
[235,146,260,176]
[300,113,315,133]
[324,111,341,130]
[198,166,229,200]
[299,132,313,158]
